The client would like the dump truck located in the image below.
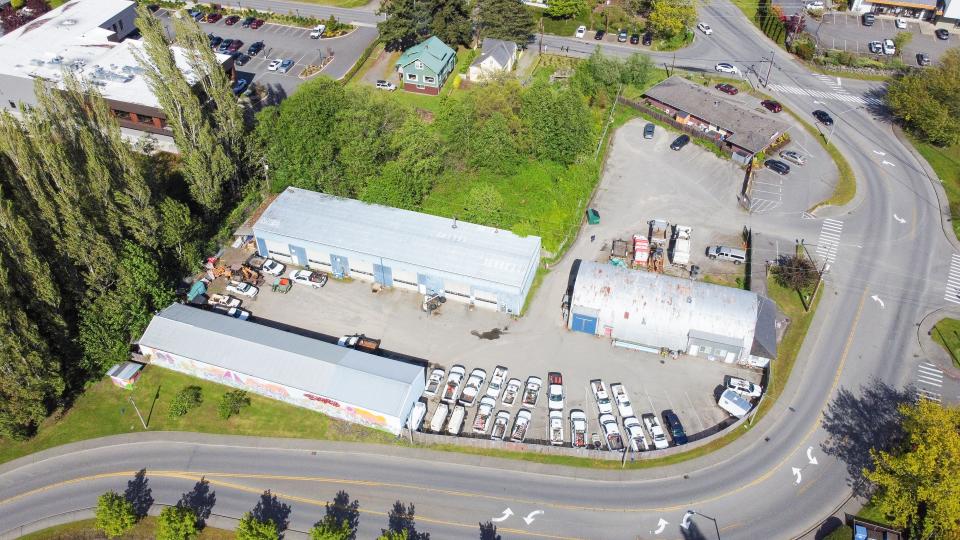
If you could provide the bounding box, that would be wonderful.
[671,225,692,266]
[337,334,381,354]
[649,219,670,248]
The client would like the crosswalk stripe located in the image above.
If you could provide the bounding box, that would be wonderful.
[918,378,943,387]
[922,362,938,367]
[944,253,960,306]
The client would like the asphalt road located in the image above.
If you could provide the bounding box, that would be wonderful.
[2,1,959,538]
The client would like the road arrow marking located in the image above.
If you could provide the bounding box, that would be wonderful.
[871,295,885,309]
[807,446,818,465]
[523,510,544,525]
[873,150,886,156]
[792,467,802,484]
[681,512,693,529]
[894,214,906,224]
[882,160,896,167]
[654,518,669,534]
[491,508,513,523]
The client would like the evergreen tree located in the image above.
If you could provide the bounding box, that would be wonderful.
[478,0,535,45]
[430,0,471,47]
[377,0,431,51]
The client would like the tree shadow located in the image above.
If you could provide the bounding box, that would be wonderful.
[820,378,912,496]
[864,87,892,123]
[324,490,360,539]
[123,468,153,519]
[479,521,501,540]
[179,477,216,528]
[814,516,845,539]
[385,501,429,540]
[144,384,161,427]
[680,521,709,540]
[252,489,291,537]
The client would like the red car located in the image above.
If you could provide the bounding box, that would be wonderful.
[761,100,782,112]
[203,13,222,23]
[224,15,240,25]
[227,39,243,52]
[715,83,739,95]
[250,18,265,29]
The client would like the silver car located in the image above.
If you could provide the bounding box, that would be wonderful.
[779,150,806,166]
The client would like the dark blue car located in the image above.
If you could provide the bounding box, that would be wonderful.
[662,410,688,445]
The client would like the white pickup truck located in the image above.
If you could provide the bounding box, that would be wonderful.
[642,413,670,449]
[522,376,542,407]
[600,413,624,451]
[570,410,587,448]
[458,368,487,406]
[510,409,533,443]
[472,396,496,434]
[423,368,444,397]
[623,416,649,452]
[548,411,564,446]
[441,365,466,403]
[486,366,508,400]
[590,379,614,414]
[501,378,521,407]
[610,383,634,418]
[490,410,510,440]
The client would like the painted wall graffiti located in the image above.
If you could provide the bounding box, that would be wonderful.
[140,346,400,434]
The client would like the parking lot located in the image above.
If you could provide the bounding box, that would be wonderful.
[157,10,377,98]
[811,12,957,65]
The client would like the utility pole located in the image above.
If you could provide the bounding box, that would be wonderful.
[764,50,774,87]
[538,18,544,55]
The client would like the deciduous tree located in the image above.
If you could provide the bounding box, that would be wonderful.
[236,512,279,540]
[886,48,960,146]
[648,0,695,37]
[157,505,199,540]
[545,0,586,19]
[95,491,138,538]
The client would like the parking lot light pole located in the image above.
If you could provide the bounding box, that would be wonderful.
[683,510,721,539]
[824,104,863,145]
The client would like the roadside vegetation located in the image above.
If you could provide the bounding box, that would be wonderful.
[931,318,960,369]
[526,0,694,50]
[20,518,234,540]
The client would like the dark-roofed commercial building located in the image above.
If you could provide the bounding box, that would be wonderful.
[642,76,790,158]
[468,38,518,82]
[253,187,541,314]
[568,261,777,367]
[138,303,425,434]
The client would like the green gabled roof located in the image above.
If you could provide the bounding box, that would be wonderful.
[395,36,455,74]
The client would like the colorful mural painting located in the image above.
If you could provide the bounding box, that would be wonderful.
[140,346,398,433]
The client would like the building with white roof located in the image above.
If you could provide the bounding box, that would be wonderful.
[251,187,543,314]
[138,303,426,435]
[0,0,232,136]
[568,261,777,367]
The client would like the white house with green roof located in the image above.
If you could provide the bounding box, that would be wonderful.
[394,36,456,95]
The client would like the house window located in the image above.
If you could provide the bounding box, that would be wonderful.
[415,60,423,70]
[416,84,424,90]
[114,109,131,120]
[137,114,154,125]
[424,76,435,84]
[407,73,417,81]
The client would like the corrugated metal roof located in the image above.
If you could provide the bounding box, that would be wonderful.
[395,36,455,74]
[571,262,758,351]
[138,304,423,418]
[254,188,541,290]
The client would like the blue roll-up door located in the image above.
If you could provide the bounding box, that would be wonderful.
[373,264,393,286]
[289,245,307,267]
[255,237,268,257]
[571,314,598,335]
[330,255,350,278]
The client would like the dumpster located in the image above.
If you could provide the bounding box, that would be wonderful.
[586,208,600,224]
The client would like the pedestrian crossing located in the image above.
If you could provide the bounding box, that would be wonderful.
[766,83,883,106]
[916,362,943,403]
[944,253,960,305]
[815,219,843,264]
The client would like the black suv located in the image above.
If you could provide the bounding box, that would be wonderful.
[594,29,605,40]
[813,109,834,126]
[765,159,791,175]
[670,134,690,151]
[247,41,264,56]
[642,31,652,46]
[630,33,640,44]
[862,12,875,26]
[662,410,688,445]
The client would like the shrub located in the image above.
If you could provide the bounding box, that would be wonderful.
[218,390,251,419]
[168,385,203,419]
[791,37,815,61]
[95,491,137,538]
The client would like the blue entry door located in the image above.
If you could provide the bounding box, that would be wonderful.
[571,314,598,334]
[289,245,307,267]
[330,255,350,278]
[373,264,393,286]
[256,237,268,257]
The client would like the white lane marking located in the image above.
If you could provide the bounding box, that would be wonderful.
[882,160,896,167]
[873,150,886,155]
[816,219,843,264]
[943,253,960,304]
[893,214,906,224]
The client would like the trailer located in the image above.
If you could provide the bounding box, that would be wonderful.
[633,234,650,267]
[649,219,670,247]
[207,294,241,308]
[671,225,692,266]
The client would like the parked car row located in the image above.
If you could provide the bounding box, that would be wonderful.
[589,379,687,451]
[576,25,653,46]
[717,376,764,418]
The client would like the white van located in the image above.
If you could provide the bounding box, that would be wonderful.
[707,245,747,265]
[446,405,466,435]
[718,389,752,418]
[309,24,326,39]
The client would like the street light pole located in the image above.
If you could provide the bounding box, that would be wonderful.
[683,510,721,540]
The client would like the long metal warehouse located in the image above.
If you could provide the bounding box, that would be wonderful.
[251,187,542,314]
[137,303,425,434]
[568,261,777,367]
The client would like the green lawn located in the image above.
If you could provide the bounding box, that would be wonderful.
[279,0,372,8]
[0,365,395,465]
[909,137,960,238]
[20,517,234,540]
[763,274,821,409]
[931,318,960,369]
[529,7,594,36]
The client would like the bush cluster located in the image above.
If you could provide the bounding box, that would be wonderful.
[168,385,203,419]
[218,390,251,419]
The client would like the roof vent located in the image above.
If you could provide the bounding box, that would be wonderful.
[59,18,78,27]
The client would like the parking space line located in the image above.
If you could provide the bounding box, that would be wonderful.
[683,391,705,433]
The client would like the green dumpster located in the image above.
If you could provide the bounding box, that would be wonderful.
[586,208,600,225]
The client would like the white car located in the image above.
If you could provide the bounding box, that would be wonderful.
[407,401,426,431]
[715,62,738,74]
[510,409,533,442]
[725,375,763,398]
[697,22,712,35]
[309,24,326,38]
[423,368,445,397]
[623,416,649,452]
[895,17,906,29]
[267,58,283,71]
[288,269,327,288]
[548,410,564,446]
[868,40,884,54]
[501,378,521,407]
[883,38,896,55]
[486,366,508,400]
[547,372,564,411]
[441,365,466,403]
[805,1,824,10]
[575,25,587,38]
[226,280,258,298]
[610,383,634,418]
[780,150,807,166]
[642,413,670,450]
[458,368,487,407]
[600,413,624,451]
[375,79,396,91]
[590,379,613,414]
[260,258,284,276]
